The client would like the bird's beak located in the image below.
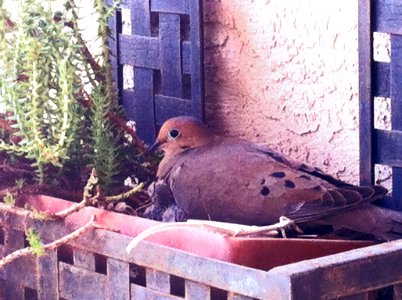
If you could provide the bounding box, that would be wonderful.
[145,140,162,156]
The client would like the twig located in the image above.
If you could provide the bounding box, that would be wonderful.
[54,169,145,218]
[0,159,32,175]
[55,169,99,219]
[55,199,87,219]
[126,217,302,254]
[232,216,303,237]
[104,182,144,202]
[0,215,97,269]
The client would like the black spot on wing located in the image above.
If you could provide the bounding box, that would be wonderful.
[298,164,353,188]
[312,185,322,191]
[259,150,286,164]
[285,180,296,188]
[300,163,308,169]
[261,186,270,196]
[271,171,286,178]
[270,153,285,164]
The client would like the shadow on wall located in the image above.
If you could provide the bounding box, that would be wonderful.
[203,0,255,135]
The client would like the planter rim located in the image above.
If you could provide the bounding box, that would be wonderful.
[12,194,373,271]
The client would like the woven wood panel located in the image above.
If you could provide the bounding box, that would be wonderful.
[108,0,204,144]
[0,202,402,299]
[359,0,402,210]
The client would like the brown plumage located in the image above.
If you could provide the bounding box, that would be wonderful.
[144,116,402,240]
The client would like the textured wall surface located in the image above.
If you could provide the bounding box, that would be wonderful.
[203,0,360,184]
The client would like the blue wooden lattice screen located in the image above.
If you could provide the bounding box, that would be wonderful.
[108,0,204,144]
[359,0,402,210]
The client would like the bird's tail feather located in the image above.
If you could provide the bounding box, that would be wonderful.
[323,204,402,241]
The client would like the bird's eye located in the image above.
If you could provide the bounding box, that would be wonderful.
[168,129,180,140]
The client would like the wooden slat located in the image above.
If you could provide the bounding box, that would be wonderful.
[131,284,183,299]
[121,90,136,118]
[118,38,192,75]
[358,0,374,186]
[151,0,189,14]
[189,0,204,120]
[37,250,58,300]
[182,41,191,74]
[146,268,170,293]
[389,34,402,210]
[73,249,96,271]
[373,62,390,98]
[275,239,402,299]
[4,228,25,255]
[390,34,402,130]
[0,280,24,300]
[107,258,130,299]
[133,68,156,143]
[119,35,160,69]
[59,262,106,299]
[374,129,402,166]
[120,59,156,144]
[227,293,255,300]
[130,0,151,36]
[154,95,192,126]
[159,13,182,98]
[185,280,210,300]
[0,228,37,288]
[338,292,369,300]
[0,255,36,289]
[391,168,402,210]
[373,0,402,34]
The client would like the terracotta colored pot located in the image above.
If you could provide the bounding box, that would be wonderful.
[25,195,372,271]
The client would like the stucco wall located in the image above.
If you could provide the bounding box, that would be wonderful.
[203,0,360,184]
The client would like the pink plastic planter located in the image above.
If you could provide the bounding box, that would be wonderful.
[25,195,372,271]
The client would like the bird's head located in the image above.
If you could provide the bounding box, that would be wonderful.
[148,116,215,157]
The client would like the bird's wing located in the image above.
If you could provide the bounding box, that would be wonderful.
[157,139,387,225]
[284,185,386,222]
[252,143,352,188]
[251,142,387,222]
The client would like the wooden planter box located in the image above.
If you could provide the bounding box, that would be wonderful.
[1,195,401,299]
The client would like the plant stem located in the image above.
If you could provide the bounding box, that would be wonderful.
[0,215,98,269]
[105,182,144,202]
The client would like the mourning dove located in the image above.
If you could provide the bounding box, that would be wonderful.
[144,116,402,240]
